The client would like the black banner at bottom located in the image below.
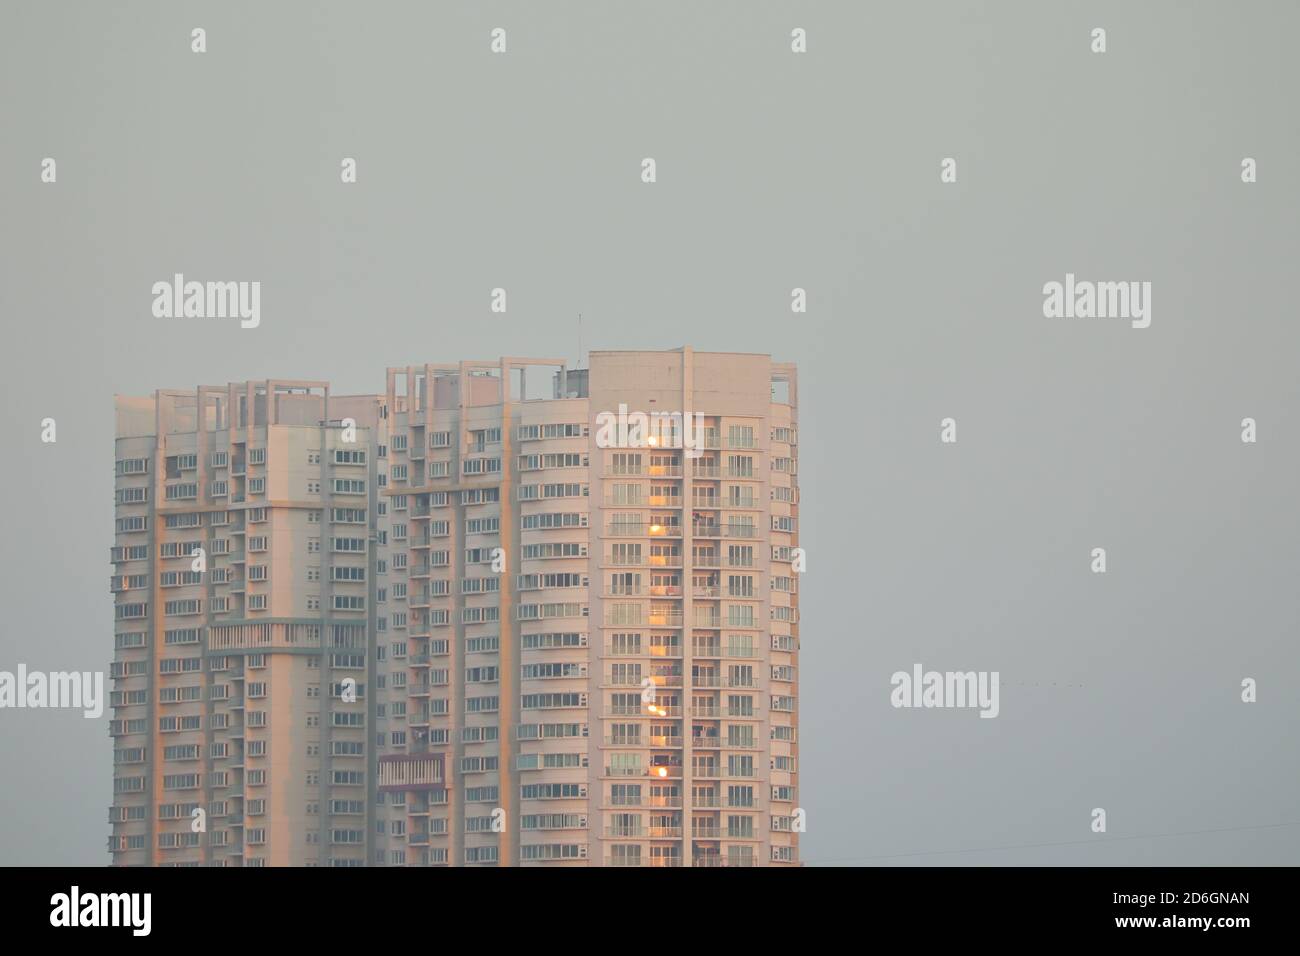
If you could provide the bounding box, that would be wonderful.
[5,865,1279,941]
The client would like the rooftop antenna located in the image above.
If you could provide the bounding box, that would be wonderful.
[577,313,583,369]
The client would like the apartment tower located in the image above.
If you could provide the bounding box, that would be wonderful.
[110,349,800,867]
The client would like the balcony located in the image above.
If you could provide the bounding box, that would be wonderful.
[604,704,682,718]
[604,523,683,538]
[604,643,682,658]
[604,588,644,599]
[604,524,646,538]
[378,754,446,793]
[604,765,643,777]
[605,826,646,838]
[603,495,647,507]
[605,674,645,688]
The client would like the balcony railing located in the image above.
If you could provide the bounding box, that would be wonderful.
[604,705,682,718]
[605,523,684,538]
[691,856,758,867]
[603,644,683,658]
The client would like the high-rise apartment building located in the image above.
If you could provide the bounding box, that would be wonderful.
[110,349,800,866]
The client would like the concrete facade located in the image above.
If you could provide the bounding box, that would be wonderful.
[109,349,799,866]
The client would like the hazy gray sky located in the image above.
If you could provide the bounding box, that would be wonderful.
[2,0,1297,865]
